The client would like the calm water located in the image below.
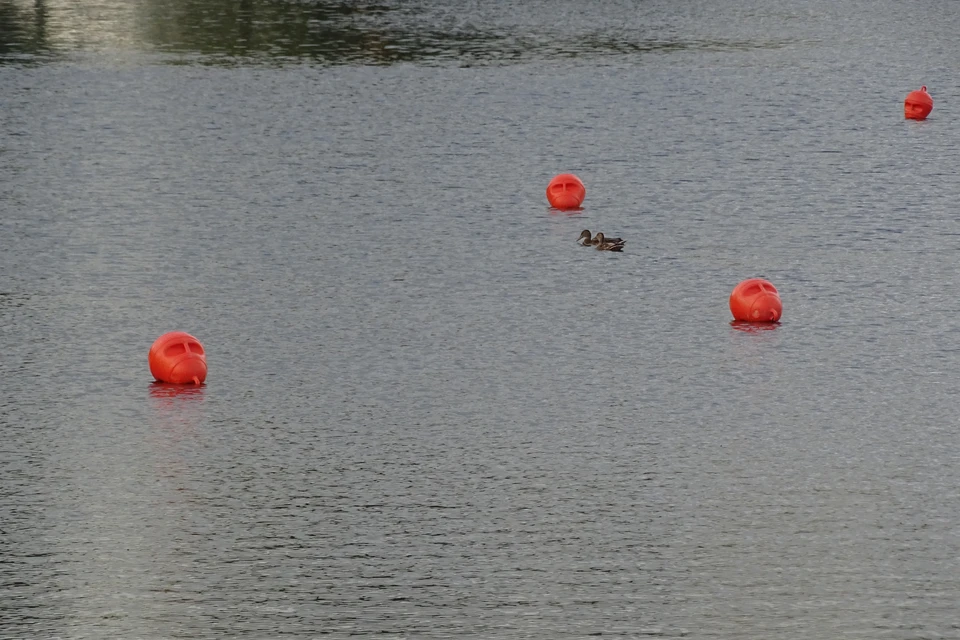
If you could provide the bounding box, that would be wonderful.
[4,1,960,638]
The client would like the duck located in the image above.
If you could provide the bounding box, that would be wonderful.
[597,231,624,245]
[578,229,625,246]
[577,229,598,246]
[593,232,625,252]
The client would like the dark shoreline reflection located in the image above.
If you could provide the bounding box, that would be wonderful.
[0,0,793,66]
[0,0,52,60]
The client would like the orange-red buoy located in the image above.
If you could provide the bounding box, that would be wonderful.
[546,173,585,210]
[149,331,207,385]
[904,86,933,120]
[729,278,782,323]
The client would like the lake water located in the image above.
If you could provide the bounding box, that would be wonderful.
[4,1,960,638]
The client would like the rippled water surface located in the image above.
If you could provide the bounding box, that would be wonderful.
[4,1,960,638]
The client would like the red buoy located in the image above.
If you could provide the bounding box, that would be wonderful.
[729,278,782,323]
[546,173,585,210]
[904,86,933,120]
[149,331,207,385]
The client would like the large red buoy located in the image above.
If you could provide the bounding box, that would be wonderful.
[904,86,933,120]
[149,331,207,385]
[546,173,585,210]
[729,278,782,323]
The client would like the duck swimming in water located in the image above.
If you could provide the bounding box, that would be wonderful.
[593,232,625,252]
[599,232,623,245]
[578,229,624,248]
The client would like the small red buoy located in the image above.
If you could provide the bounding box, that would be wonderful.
[149,331,207,385]
[904,86,933,120]
[729,278,782,323]
[546,173,585,210]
